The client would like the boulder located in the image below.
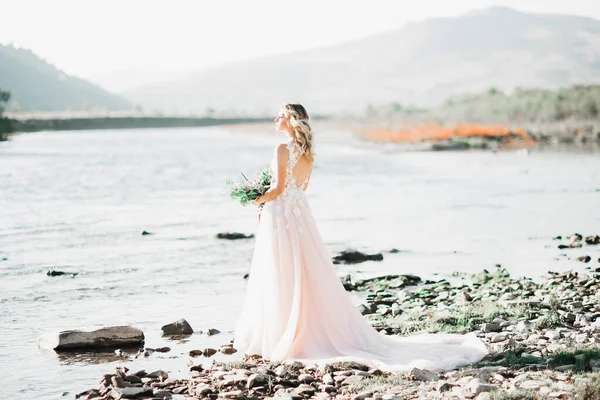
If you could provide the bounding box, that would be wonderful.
[216,232,254,240]
[161,318,193,335]
[38,326,144,350]
[585,235,600,245]
[332,250,384,264]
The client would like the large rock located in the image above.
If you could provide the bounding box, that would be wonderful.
[38,326,144,350]
[332,250,384,265]
[216,232,254,240]
[585,235,600,245]
[161,318,194,335]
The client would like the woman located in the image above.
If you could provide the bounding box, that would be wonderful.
[233,103,487,372]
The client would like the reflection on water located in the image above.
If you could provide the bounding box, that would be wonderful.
[56,346,144,365]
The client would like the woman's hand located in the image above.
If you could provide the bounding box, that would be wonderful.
[254,196,263,206]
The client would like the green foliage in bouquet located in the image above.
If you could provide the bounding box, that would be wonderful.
[227,168,272,209]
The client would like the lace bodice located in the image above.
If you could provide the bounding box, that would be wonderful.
[285,141,310,190]
[269,141,311,220]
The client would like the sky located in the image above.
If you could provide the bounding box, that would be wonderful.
[2,0,600,80]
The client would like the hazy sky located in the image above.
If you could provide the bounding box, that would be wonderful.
[2,0,600,79]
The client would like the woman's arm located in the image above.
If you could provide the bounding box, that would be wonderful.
[255,144,288,205]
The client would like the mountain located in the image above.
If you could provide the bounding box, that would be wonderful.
[0,44,132,112]
[125,7,600,115]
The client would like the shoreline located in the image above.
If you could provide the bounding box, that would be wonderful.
[3,116,599,153]
[73,234,600,400]
[5,116,274,134]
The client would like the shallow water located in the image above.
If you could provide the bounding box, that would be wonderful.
[0,127,598,399]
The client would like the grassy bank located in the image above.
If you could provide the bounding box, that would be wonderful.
[356,84,600,149]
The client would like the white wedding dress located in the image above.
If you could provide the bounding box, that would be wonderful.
[233,141,488,372]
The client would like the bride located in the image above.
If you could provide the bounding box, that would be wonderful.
[233,103,488,372]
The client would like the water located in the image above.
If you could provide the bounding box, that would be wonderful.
[0,126,599,399]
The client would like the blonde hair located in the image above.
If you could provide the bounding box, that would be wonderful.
[282,103,315,161]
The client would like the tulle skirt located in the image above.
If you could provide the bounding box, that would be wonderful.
[233,193,488,372]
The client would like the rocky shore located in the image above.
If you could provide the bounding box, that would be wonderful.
[73,260,600,400]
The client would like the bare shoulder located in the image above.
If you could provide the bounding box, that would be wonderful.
[275,143,289,158]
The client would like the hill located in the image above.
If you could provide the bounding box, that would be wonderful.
[125,7,600,115]
[0,44,132,112]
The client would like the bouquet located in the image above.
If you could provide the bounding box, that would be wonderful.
[227,168,272,211]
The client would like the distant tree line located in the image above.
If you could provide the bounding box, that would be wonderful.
[438,84,600,122]
[0,88,13,139]
[364,84,600,123]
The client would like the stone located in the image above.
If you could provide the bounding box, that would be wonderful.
[274,365,288,377]
[585,235,600,245]
[332,250,384,265]
[207,328,221,336]
[161,319,193,335]
[109,375,126,388]
[481,323,501,333]
[203,348,217,357]
[216,232,254,240]
[490,333,508,343]
[322,373,334,385]
[172,386,187,394]
[519,380,546,390]
[342,375,365,385]
[358,304,372,315]
[153,390,172,399]
[218,390,245,399]
[409,367,439,381]
[293,384,316,396]
[467,378,498,395]
[195,384,213,397]
[436,380,456,392]
[381,395,403,400]
[221,375,248,386]
[330,361,370,371]
[515,321,531,332]
[109,387,153,399]
[147,370,168,380]
[298,374,315,383]
[247,373,272,389]
[47,270,78,277]
[38,326,144,350]
[319,384,336,393]
[545,330,561,340]
[188,349,203,357]
[220,346,238,355]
